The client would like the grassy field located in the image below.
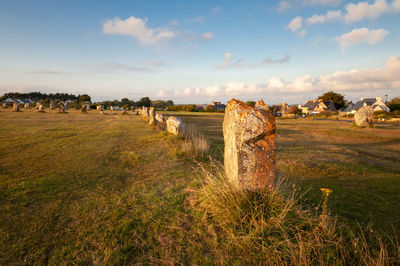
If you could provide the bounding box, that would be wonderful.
[169,112,400,235]
[1,109,400,264]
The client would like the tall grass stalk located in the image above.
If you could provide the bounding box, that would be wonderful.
[192,160,400,265]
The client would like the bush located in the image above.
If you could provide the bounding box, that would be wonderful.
[167,105,197,112]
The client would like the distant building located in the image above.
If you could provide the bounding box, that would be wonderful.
[206,101,226,110]
[300,99,337,115]
[1,98,34,108]
[341,97,390,114]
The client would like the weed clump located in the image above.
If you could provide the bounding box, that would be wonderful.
[191,161,400,265]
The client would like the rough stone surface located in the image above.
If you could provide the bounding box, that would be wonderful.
[81,104,87,113]
[255,99,269,110]
[12,102,20,112]
[96,105,104,111]
[223,98,276,191]
[135,108,141,115]
[148,107,156,125]
[155,113,166,124]
[354,104,374,127]
[166,116,186,136]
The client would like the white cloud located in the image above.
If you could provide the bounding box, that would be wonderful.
[306,10,342,25]
[200,32,215,40]
[211,6,221,14]
[190,16,205,23]
[142,61,165,67]
[170,55,400,98]
[317,55,400,90]
[278,1,293,11]
[303,0,400,27]
[217,52,232,69]
[103,16,175,45]
[89,62,150,73]
[169,19,179,26]
[336,27,388,48]
[394,0,400,10]
[288,16,302,32]
[217,52,290,69]
[155,90,166,97]
[344,0,388,23]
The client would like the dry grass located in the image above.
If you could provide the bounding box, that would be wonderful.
[192,160,400,265]
[1,109,400,264]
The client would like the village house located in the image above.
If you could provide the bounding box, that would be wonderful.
[1,98,35,108]
[300,99,337,115]
[206,101,226,111]
[340,97,390,114]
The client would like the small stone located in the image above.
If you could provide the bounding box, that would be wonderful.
[354,103,374,127]
[12,102,20,112]
[166,116,186,136]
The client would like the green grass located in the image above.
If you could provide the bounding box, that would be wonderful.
[1,109,399,264]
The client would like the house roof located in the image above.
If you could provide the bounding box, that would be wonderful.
[303,101,319,109]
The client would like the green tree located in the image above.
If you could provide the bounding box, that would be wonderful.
[318,91,345,110]
[78,94,91,103]
[137,97,151,107]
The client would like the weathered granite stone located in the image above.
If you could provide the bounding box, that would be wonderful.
[155,113,166,124]
[96,105,104,111]
[135,108,141,115]
[50,101,55,110]
[59,102,67,113]
[142,107,149,117]
[255,99,269,110]
[81,104,87,113]
[12,102,20,112]
[354,103,374,127]
[38,104,45,112]
[223,99,276,190]
[149,107,156,125]
[281,102,288,117]
[166,116,186,136]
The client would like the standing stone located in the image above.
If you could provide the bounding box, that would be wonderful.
[81,104,87,113]
[223,99,276,191]
[281,102,288,117]
[354,103,374,127]
[59,102,67,113]
[149,107,156,125]
[50,101,55,110]
[36,102,41,109]
[166,116,186,136]
[155,113,166,124]
[12,102,20,112]
[96,105,104,111]
[38,103,45,112]
[142,107,149,117]
[135,108,141,115]
[255,99,269,110]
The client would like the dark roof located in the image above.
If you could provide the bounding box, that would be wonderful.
[303,101,319,109]
[322,101,337,111]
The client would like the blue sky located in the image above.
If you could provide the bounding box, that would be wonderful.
[0,0,399,104]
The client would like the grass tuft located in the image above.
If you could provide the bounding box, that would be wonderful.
[191,160,400,265]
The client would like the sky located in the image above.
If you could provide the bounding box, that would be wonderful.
[0,0,399,104]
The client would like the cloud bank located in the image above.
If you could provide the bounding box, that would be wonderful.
[164,55,400,99]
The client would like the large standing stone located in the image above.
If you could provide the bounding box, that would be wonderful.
[354,103,374,127]
[12,102,20,112]
[50,101,55,110]
[148,107,156,125]
[223,99,276,190]
[135,108,141,115]
[166,116,186,136]
[96,105,104,111]
[81,104,87,113]
[255,99,269,110]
